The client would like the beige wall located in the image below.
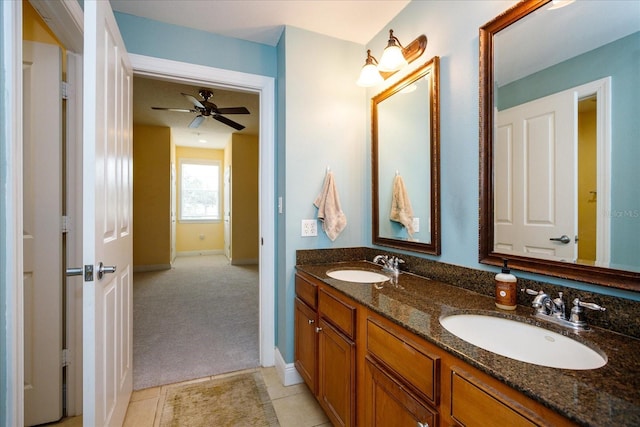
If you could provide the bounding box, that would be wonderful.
[578,109,597,262]
[227,134,259,264]
[23,1,61,46]
[133,125,172,268]
[175,146,225,254]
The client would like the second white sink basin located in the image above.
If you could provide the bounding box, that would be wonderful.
[326,269,390,283]
[440,314,606,370]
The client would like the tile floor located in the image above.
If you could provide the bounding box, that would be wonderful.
[49,367,329,427]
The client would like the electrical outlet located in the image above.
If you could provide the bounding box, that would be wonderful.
[301,219,318,237]
[412,217,420,233]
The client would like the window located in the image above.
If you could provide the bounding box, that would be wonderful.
[179,160,221,222]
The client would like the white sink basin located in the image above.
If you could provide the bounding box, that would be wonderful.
[326,269,390,283]
[439,314,606,370]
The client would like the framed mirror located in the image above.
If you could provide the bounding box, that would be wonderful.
[372,57,440,255]
[479,0,640,290]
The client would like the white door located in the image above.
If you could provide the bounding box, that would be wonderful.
[22,40,63,426]
[82,1,133,425]
[495,89,576,261]
[171,163,177,263]
[224,165,231,260]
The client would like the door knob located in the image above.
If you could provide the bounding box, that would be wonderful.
[97,262,117,279]
[549,235,571,244]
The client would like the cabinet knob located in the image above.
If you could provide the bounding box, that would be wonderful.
[315,327,323,333]
[417,423,429,427]
[308,319,315,325]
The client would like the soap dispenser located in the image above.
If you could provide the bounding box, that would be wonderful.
[495,259,517,310]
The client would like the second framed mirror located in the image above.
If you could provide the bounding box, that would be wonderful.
[372,57,440,255]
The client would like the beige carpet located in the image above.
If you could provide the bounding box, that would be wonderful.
[157,370,280,427]
[134,255,259,390]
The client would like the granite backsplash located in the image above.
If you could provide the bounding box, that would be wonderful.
[296,247,640,339]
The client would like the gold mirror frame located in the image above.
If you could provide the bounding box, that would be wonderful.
[372,57,440,255]
[479,0,640,290]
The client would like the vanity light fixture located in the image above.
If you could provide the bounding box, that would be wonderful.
[356,50,384,87]
[378,30,408,72]
[356,30,427,87]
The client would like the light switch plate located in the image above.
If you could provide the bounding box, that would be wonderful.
[412,217,420,233]
[301,219,318,237]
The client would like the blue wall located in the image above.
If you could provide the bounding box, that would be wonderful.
[114,12,277,78]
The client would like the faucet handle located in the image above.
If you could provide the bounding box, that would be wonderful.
[569,298,605,327]
[573,298,606,312]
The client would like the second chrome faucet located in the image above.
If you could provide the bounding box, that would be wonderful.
[523,288,606,330]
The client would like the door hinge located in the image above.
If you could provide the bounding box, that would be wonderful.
[62,349,70,367]
[61,81,70,100]
[61,215,71,233]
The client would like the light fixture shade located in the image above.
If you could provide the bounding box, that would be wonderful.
[356,63,383,87]
[549,0,575,9]
[378,44,408,72]
[378,30,408,72]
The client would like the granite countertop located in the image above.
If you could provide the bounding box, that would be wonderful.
[296,261,640,427]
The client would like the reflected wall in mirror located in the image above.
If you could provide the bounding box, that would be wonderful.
[479,0,640,290]
[373,57,440,255]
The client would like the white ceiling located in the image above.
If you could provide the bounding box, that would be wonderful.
[109,0,411,46]
[112,0,410,148]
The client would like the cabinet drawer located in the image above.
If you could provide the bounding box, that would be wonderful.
[451,368,538,427]
[318,288,355,339]
[295,273,318,309]
[364,357,437,427]
[367,318,439,405]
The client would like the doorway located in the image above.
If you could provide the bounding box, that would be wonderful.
[130,53,276,371]
[132,74,262,388]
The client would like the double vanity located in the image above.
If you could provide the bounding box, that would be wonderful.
[294,258,640,426]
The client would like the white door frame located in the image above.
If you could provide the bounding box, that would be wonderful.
[131,54,276,368]
[2,1,25,424]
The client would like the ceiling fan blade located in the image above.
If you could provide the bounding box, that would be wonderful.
[213,114,245,131]
[151,107,197,113]
[181,93,205,109]
[188,115,205,128]
[215,107,250,115]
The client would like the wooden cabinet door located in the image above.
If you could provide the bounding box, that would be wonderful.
[318,318,355,427]
[294,297,318,394]
[364,357,437,427]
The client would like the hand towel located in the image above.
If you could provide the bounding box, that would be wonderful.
[314,171,347,241]
[389,175,415,236]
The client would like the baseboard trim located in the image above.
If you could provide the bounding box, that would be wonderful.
[176,250,224,257]
[133,263,172,273]
[274,347,303,387]
[231,258,259,265]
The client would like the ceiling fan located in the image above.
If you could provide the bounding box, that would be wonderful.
[151,89,250,130]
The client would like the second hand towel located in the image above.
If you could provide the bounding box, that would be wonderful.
[314,171,347,241]
[389,174,415,237]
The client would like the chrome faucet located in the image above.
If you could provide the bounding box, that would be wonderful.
[373,255,404,275]
[523,288,605,330]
